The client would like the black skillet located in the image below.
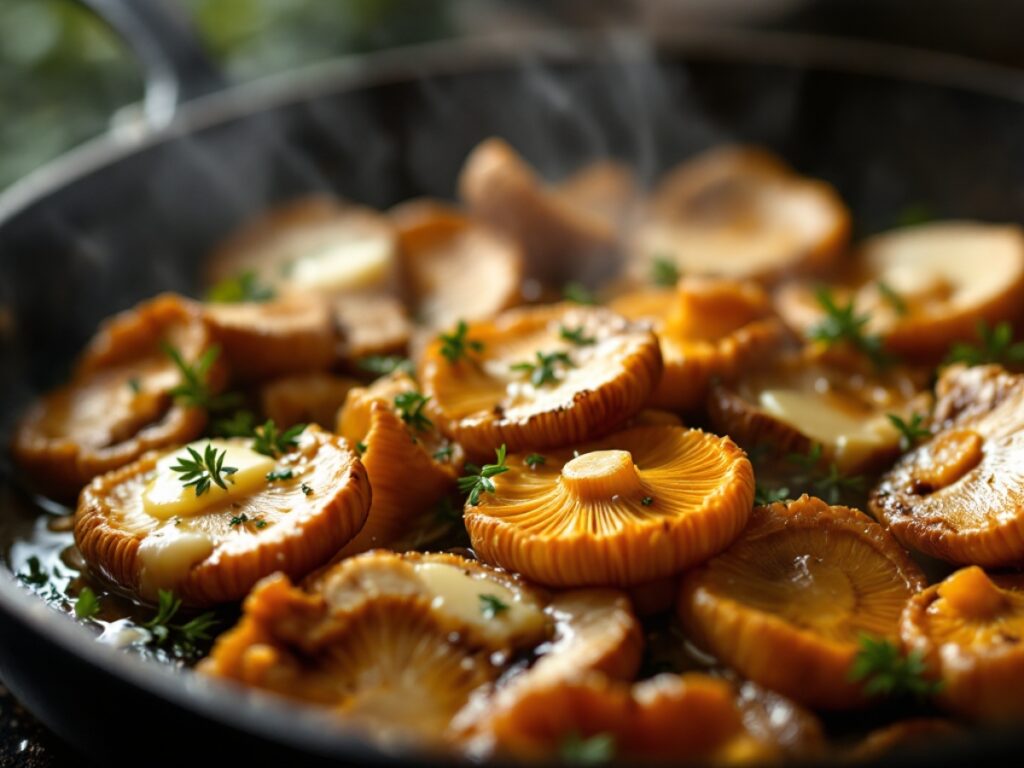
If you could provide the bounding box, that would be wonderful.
[3,4,1024,766]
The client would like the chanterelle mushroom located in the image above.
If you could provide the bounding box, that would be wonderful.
[465,425,754,587]
[870,364,1024,566]
[776,222,1024,363]
[418,304,662,456]
[12,294,221,500]
[678,496,925,710]
[631,145,849,285]
[74,425,370,606]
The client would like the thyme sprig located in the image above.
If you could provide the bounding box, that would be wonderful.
[650,256,680,287]
[144,590,219,653]
[252,420,305,458]
[511,350,574,387]
[394,391,433,432]
[807,288,890,368]
[459,444,509,505]
[478,593,509,619]
[945,320,1024,368]
[171,443,238,497]
[357,355,415,376]
[849,634,943,699]
[559,731,616,764]
[887,412,932,452]
[205,270,275,303]
[438,320,484,364]
[559,324,596,346]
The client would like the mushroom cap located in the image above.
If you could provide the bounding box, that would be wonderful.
[206,196,399,298]
[870,364,1024,565]
[259,372,360,429]
[419,304,662,456]
[199,573,498,746]
[553,160,639,238]
[678,495,926,709]
[631,146,849,284]
[465,425,754,587]
[458,138,620,286]
[901,566,1024,721]
[776,222,1024,362]
[335,370,417,445]
[333,293,411,363]
[709,348,931,473]
[12,294,217,500]
[390,198,523,330]
[610,277,788,412]
[203,297,337,381]
[74,426,370,606]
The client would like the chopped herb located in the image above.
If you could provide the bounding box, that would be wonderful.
[254,519,268,529]
[171,444,238,497]
[524,453,546,469]
[143,590,219,655]
[438,320,484,364]
[229,514,250,527]
[127,377,141,394]
[433,443,453,462]
[641,496,654,506]
[511,350,574,387]
[650,256,680,287]
[849,634,943,698]
[755,485,791,506]
[563,282,597,305]
[163,344,242,411]
[265,468,294,482]
[301,483,313,496]
[807,288,891,368]
[394,391,433,432]
[357,355,414,376]
[559,731,615,764]
[18,556,48,587]
[478,593,509,619]
[946,320,1024,368]
[459,444,510,505]
[876,281,907,316]
[252,420,305,458]
[786,444,865,505]
[355,441,367,455]
[559,324,596,346]
[887,413,932,452]
[74,587,101,620]
[205,270,275,303]
[210,409,256,438]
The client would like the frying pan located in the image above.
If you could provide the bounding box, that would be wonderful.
[2,4,1024,764]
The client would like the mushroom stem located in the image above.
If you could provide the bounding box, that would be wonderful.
[939,566,1007,620]
[561,450,645,502]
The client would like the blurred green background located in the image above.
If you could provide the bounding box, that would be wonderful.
[0,0,456,191]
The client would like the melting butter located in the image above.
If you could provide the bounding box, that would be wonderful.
[137,528,214,599]
[289,234,393,293]
[142,440,275,520]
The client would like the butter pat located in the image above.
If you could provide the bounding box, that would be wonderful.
[137,529,214,599]
[143,440,275,520]
[289,231,394,293]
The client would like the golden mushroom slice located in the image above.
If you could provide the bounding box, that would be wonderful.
[610,276,787,412]
[465,425,754,587]
[678,496,926,710]
[553,160,638,237]
[631,145,849,284]
[206,197,399,298]
[776,222,1024,362]
[333,293,411,362]
[390,199,523,330]
[12,294,221,500]
[335,370,416,444]
[870,364,1024,565]
[419,304,662,456]
[74,425,369,606]
[709,349,931,473]
[458,138,620,286]
[900,566,1024,721]
[260,372,360,429]
[203,297,337,381]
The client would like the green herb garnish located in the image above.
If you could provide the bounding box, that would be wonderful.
[887,412,932,452]
[559,731,615,764]
[641,496,654,506]
[524,453,546,469]
[205,270,275,304]
[252,420,305,458]
[355,441,367,455]
[459,444,510,505]
[807,288,890,368]
[210,409,257,438]
[144,590,218,652]
[265,468,294,482]
[876,281,907,316]
[559,324,596,346]
[849,634,943,698]
[650,256,680,287]
[74,587,101,620]
[229,514,250,527]
[478,593,509,619]
[511,350,574,387]
[357,355,415,376]
[18,556,48,587]
[163,344,241,411]
[301,483,313,496]
[171,444,238,497]
[754,485,791,506]
[254,519,268,529]
[127,377,141,394]
[786,444,865,505]
[945,320,1024,368]
[438,320,484,363]
[563,282,597,305]
[394,391,433,432]
[433,443,453,462]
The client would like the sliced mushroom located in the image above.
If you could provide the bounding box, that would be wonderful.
[74,426,370,606]
[776,222,1024,363]
[12,294,220,500]
[335,371,417,445]
[333,293,411,363]
[678,495,926,709]
[419,304,662,456]
[900,566,1024,721]
[203,297,337,381]
[709,348,931,473]
[610,277,788,412]
[870,364,1024,565]
[206,197,399,299]
[631,146,849,284]
[390,199,523,330]
[554,160,638,239]
[465,425,754,587]
[458,138,621,286]
[260,372,360,429]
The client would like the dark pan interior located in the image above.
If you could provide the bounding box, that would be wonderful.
[2,36,1024,765]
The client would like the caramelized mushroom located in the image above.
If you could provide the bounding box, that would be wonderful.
[554,160,638,238]
[465,425,754,587]
[631,146,849,284]
[901,566,1024,720]
[335,370,416,445]
[12,294,220,500]
[390,199,523,329]
[678,496,926,709]
[74,426,370,606]
[610,277,787,412]
[458,138,621,286]
[419,304,662,456]
[776,222,1024,362]
[709,349,930,473]
[260,372,360,429]
[333,293,411,362]
[870,364,1024,565]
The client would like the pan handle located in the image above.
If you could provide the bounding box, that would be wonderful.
[77,0,226,127]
